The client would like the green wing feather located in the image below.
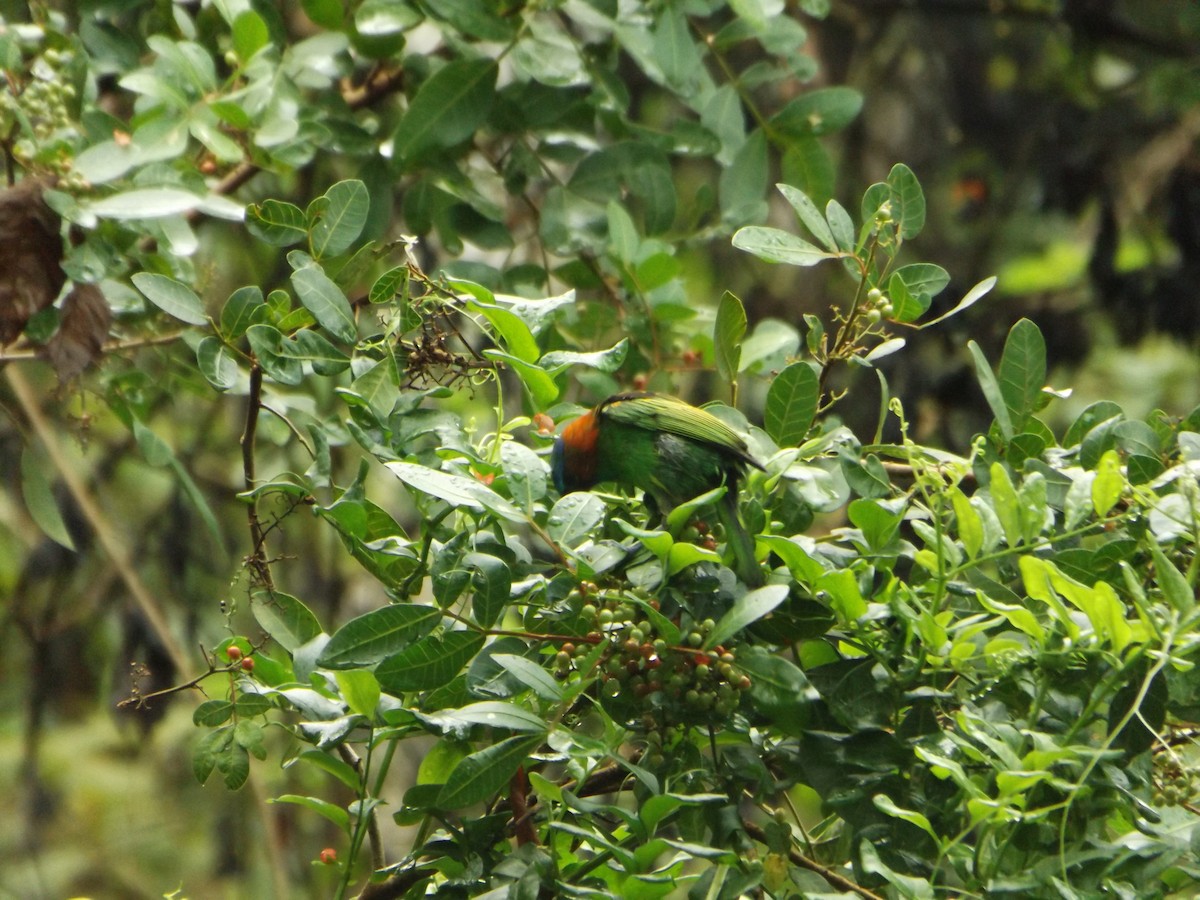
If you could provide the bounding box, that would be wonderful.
[598,392,761,468]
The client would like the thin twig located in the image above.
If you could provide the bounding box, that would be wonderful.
[741,819,887,900]
[5,366,190,674]
[242,363,274,591]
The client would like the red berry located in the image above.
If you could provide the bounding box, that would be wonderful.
[225,645,242,661]
[320,847,337,865]
[632,373,648,391]
[533,412,555,436]
[694,654,711,666]
[240,657,255,672]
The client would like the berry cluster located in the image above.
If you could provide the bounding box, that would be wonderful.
[556,585,752,749]
[2,47,87,188]
[1153,754,1197,808]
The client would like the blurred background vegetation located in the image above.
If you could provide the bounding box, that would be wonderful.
[0,0,1197,897]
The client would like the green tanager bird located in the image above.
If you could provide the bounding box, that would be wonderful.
[551,392,765,587]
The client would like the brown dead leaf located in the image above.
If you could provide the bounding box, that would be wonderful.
[0,179,66,346]
[42,283,112,381]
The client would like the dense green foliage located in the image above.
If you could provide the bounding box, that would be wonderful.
[2,2,1199,899]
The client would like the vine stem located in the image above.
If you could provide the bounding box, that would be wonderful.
[741,819,886,900]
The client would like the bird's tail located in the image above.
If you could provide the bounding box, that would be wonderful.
[717,487,764,588]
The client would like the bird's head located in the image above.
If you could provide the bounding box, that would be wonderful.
[551,409,600,494]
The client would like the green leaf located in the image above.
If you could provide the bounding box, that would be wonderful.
[848,498,904,552]
[464,551,511,629]
[653,5,704,93]
[500,441,547,512]
[886,273,929,324]
[540,340,629,375]
[825,199,855,251]
[706,585,789,649]
[419,700,548,736]
[309,180,369,259]
[1149,544,1194,614]
[369,266,408,304]
[375,630,485,693]
[318,604,441,669]
[193,728,230,784]
[780,134,834,207]
[891,263,950,299]
[219,285,265,338]
[770,86,863,137]
[232,10,269,61]
[217,742,250,790]
[989,463,1022,548]
[272,794,350,833]
[714,291,746,389]
[948,487,982,560]
[491,653,564,702]
[1020,557,1131,651]
[1091,448,1124,517]
[719,127,768,223]
[997,318,1046,433]
[764,362,819,446]
[291,262,358,343]
[887,163,925,239]
[334,669,380,719]
[732,226,832,266]
[88,188,209,220]
[436,734,542,810]
[131,273,207,325]
[464,299,539,363]
[777,183,837,251]
[606,199,639,264]
[738,645,813,736]
[196,336,239,391]
[245,324,302,385]
[246,200,308,247]
[568,142,677,236]
[355,0,422,37]
[394,59,497,164]
[546,493,606,548]
[251,592,323,654]
[386,461,525,523]
[422,0,515,41]
[967,340,1014,440]
[348,357,400,421]
[873,794,939,842]
[922,275,997,328]
[20,447,74,550]
[193,699,234,727]
[817,568,867,622]
[284,329,350,375]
